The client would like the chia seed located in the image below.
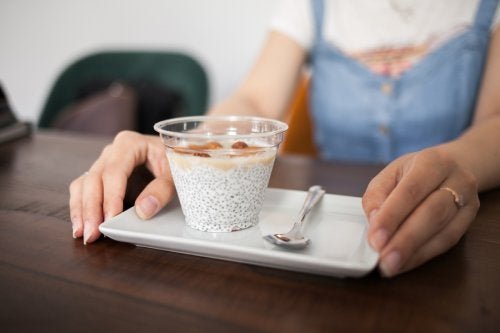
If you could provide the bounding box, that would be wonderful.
[167,149,276,232]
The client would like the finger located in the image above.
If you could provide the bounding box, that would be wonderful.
[135,174,176,220]
[101,143,130,220]
[101,168,126,220]
[377,187,462,277]
[82,170,104,244]
[362,161,401,222]
[368,151,450,251]
[395,201,479,276]
[378,168,479,275]
[102,132,159,220]
[69,175,85,238]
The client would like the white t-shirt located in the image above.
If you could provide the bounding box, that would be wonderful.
[271,0,500,76]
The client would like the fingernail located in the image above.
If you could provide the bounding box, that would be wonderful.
[380,251,401,277]
[137,195,159,219]
[72,224,78,239]
[83,222,92,245]
[71,216,81,238]
[370,229,389,251]
[104,213,112,221]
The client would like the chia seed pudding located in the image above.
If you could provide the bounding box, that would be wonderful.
[167,146,276,232]
[154,116,288,233]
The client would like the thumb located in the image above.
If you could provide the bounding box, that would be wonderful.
[135,175,176,219]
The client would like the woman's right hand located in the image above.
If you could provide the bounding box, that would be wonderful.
[69,130,175,244]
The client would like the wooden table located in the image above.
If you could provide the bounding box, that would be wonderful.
[1,131,499,332]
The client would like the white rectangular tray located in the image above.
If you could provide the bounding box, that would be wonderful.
[99,188,379,277]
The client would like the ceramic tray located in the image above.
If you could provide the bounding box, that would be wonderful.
[99,188,379,277]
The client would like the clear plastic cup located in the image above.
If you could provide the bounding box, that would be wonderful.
[154,115,288,232]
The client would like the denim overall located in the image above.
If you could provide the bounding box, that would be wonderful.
[310,0,499,163]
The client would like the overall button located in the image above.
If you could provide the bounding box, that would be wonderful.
[380,82,393,95]
[378,125,390,135]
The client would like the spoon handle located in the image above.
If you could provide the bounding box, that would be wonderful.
[290,185,326,236]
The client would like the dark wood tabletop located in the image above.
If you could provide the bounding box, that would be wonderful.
[1,131,499,332]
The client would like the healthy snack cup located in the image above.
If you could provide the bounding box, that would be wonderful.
[154,116,288,232]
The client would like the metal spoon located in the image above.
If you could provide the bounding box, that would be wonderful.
[263,185,325,249]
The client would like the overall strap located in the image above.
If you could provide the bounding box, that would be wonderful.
[473,0,499,32]
[312,0,325,41]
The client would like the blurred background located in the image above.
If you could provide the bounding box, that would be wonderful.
[0,0,277,123]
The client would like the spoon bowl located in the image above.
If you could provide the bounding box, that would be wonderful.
[263,185,325,249]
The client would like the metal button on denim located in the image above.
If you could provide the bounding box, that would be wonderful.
[380,82,393,95]
[378,125,390,135]
[309,0,497,163]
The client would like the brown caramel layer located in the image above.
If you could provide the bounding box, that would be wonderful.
[171,140,264,158]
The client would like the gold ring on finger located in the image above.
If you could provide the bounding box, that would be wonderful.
[439,187,465,209]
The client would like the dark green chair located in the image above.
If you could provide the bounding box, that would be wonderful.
[38,51,209,128]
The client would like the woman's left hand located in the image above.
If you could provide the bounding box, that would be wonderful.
[362,147,480,277]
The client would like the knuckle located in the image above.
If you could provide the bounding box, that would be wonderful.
[69,178,81,193]
[415,148,439,166]
[102,167,126,183]
[418,148,456,174]
[114,130,137,144]
[362,188,377,208]
[101,144,113,156]
[426,148,452,165]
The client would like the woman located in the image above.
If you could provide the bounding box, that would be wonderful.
[69,0,500,277]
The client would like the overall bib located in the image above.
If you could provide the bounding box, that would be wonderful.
[310,0,498,163]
